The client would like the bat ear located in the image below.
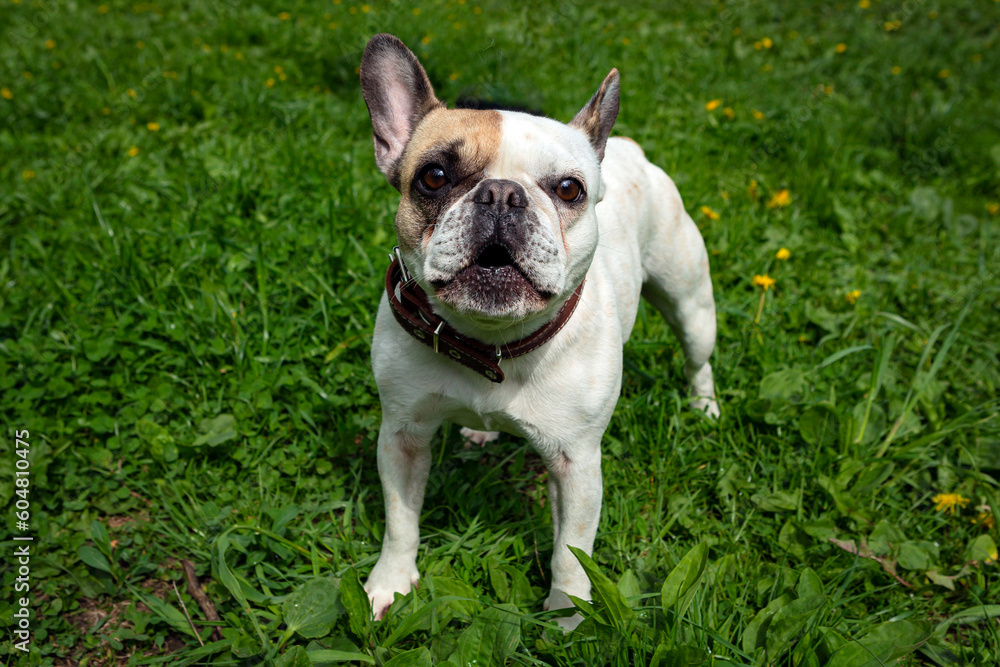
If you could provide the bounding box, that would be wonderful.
[360,34,443,188]
[569,68,620,162]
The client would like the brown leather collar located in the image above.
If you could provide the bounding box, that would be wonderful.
[385,249,584,383]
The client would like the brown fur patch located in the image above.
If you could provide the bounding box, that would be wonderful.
[395,108,502,250]
[618,135,644,153]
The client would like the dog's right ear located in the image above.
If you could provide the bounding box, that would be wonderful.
[360,34,443,190]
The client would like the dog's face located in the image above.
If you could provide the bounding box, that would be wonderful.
[361,35,619,330]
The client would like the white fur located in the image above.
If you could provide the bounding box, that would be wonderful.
[364,114,718,630]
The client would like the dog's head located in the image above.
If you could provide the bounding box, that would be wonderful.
[360,34,618,338]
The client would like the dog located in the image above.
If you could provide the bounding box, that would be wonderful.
[359,33,718,629]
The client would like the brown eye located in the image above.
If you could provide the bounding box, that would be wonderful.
[420,166,448,190]
[555,178,582,202]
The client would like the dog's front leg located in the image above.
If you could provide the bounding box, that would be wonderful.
[364,424,435,620]
[542,440,603,631]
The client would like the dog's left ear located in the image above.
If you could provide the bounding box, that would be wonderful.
[360,34,444,189]
[569,69,620,162]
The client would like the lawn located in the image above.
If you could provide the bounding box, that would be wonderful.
[1,0,999,665]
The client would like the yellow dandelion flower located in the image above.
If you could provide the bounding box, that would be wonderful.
[452,22,462,30]
[928,10,938,19]
[732,27,742,36]
[753,40,763,50]
[752,109,764,120]
[891,66,902,75]
[721,191,730,201]
[163,71,178,79]
[146,121,160,131]
[202,44,212,53]
[938,69,950,79]
[768,189,791,208]
[1,87,12,100]
[474,6,482,14]
[421,35,432,45]
[279,72,287,81]
[449,72,459,81]
[329,22,338,29]
[705,99,721,111]
[98,4,110,14]
[835,43,847,54]
[278,11,290,20]
[974,509,995,530]
[412,7,421,14]
[747,179,758,198]
[824,84,834,95]
[700,205,720,220]
[127,88,137,98]
[776,248,791,261]
[762,37,773,49]
[235,52,244,60]
[22,71,32,80]
[137,40,145,49]
[274,65,284,74]
[723,107,735,120]
[349,5,357,13]
[753,275,776,291]
[761,64,773,73]
[622,37,631,46]
[45,39,56,49]
[127,146,140,157]
[265,78,275,88]
[933,493,970,514]
[361,4,370,12]
[858,0,870,8]
[986,202,999,217]
[22,169,36,181]
[845,289,861,304]
[884,20,901,31]
[102,107,111,115]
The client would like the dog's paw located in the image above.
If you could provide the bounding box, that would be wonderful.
[691,396,720,419]
[460,428,500,448]
[364,562,419,621]
[543,590,585,632]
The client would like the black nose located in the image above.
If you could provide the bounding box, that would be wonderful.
[473,179,528,214]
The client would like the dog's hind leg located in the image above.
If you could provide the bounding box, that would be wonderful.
[640,173,719,417]
[460,427,500,447]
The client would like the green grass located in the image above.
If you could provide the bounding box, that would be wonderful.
[1,0,999,665]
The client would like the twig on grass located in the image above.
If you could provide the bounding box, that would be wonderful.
[172,579,204,647]
[182,559,223,642]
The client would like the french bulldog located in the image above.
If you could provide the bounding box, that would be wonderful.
[359,33,718,629]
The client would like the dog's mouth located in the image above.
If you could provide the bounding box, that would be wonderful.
[430,243,552,316]
[474,243,516,269]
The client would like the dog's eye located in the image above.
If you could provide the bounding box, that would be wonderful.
[419,165,449,191]
[555,178,582,202]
